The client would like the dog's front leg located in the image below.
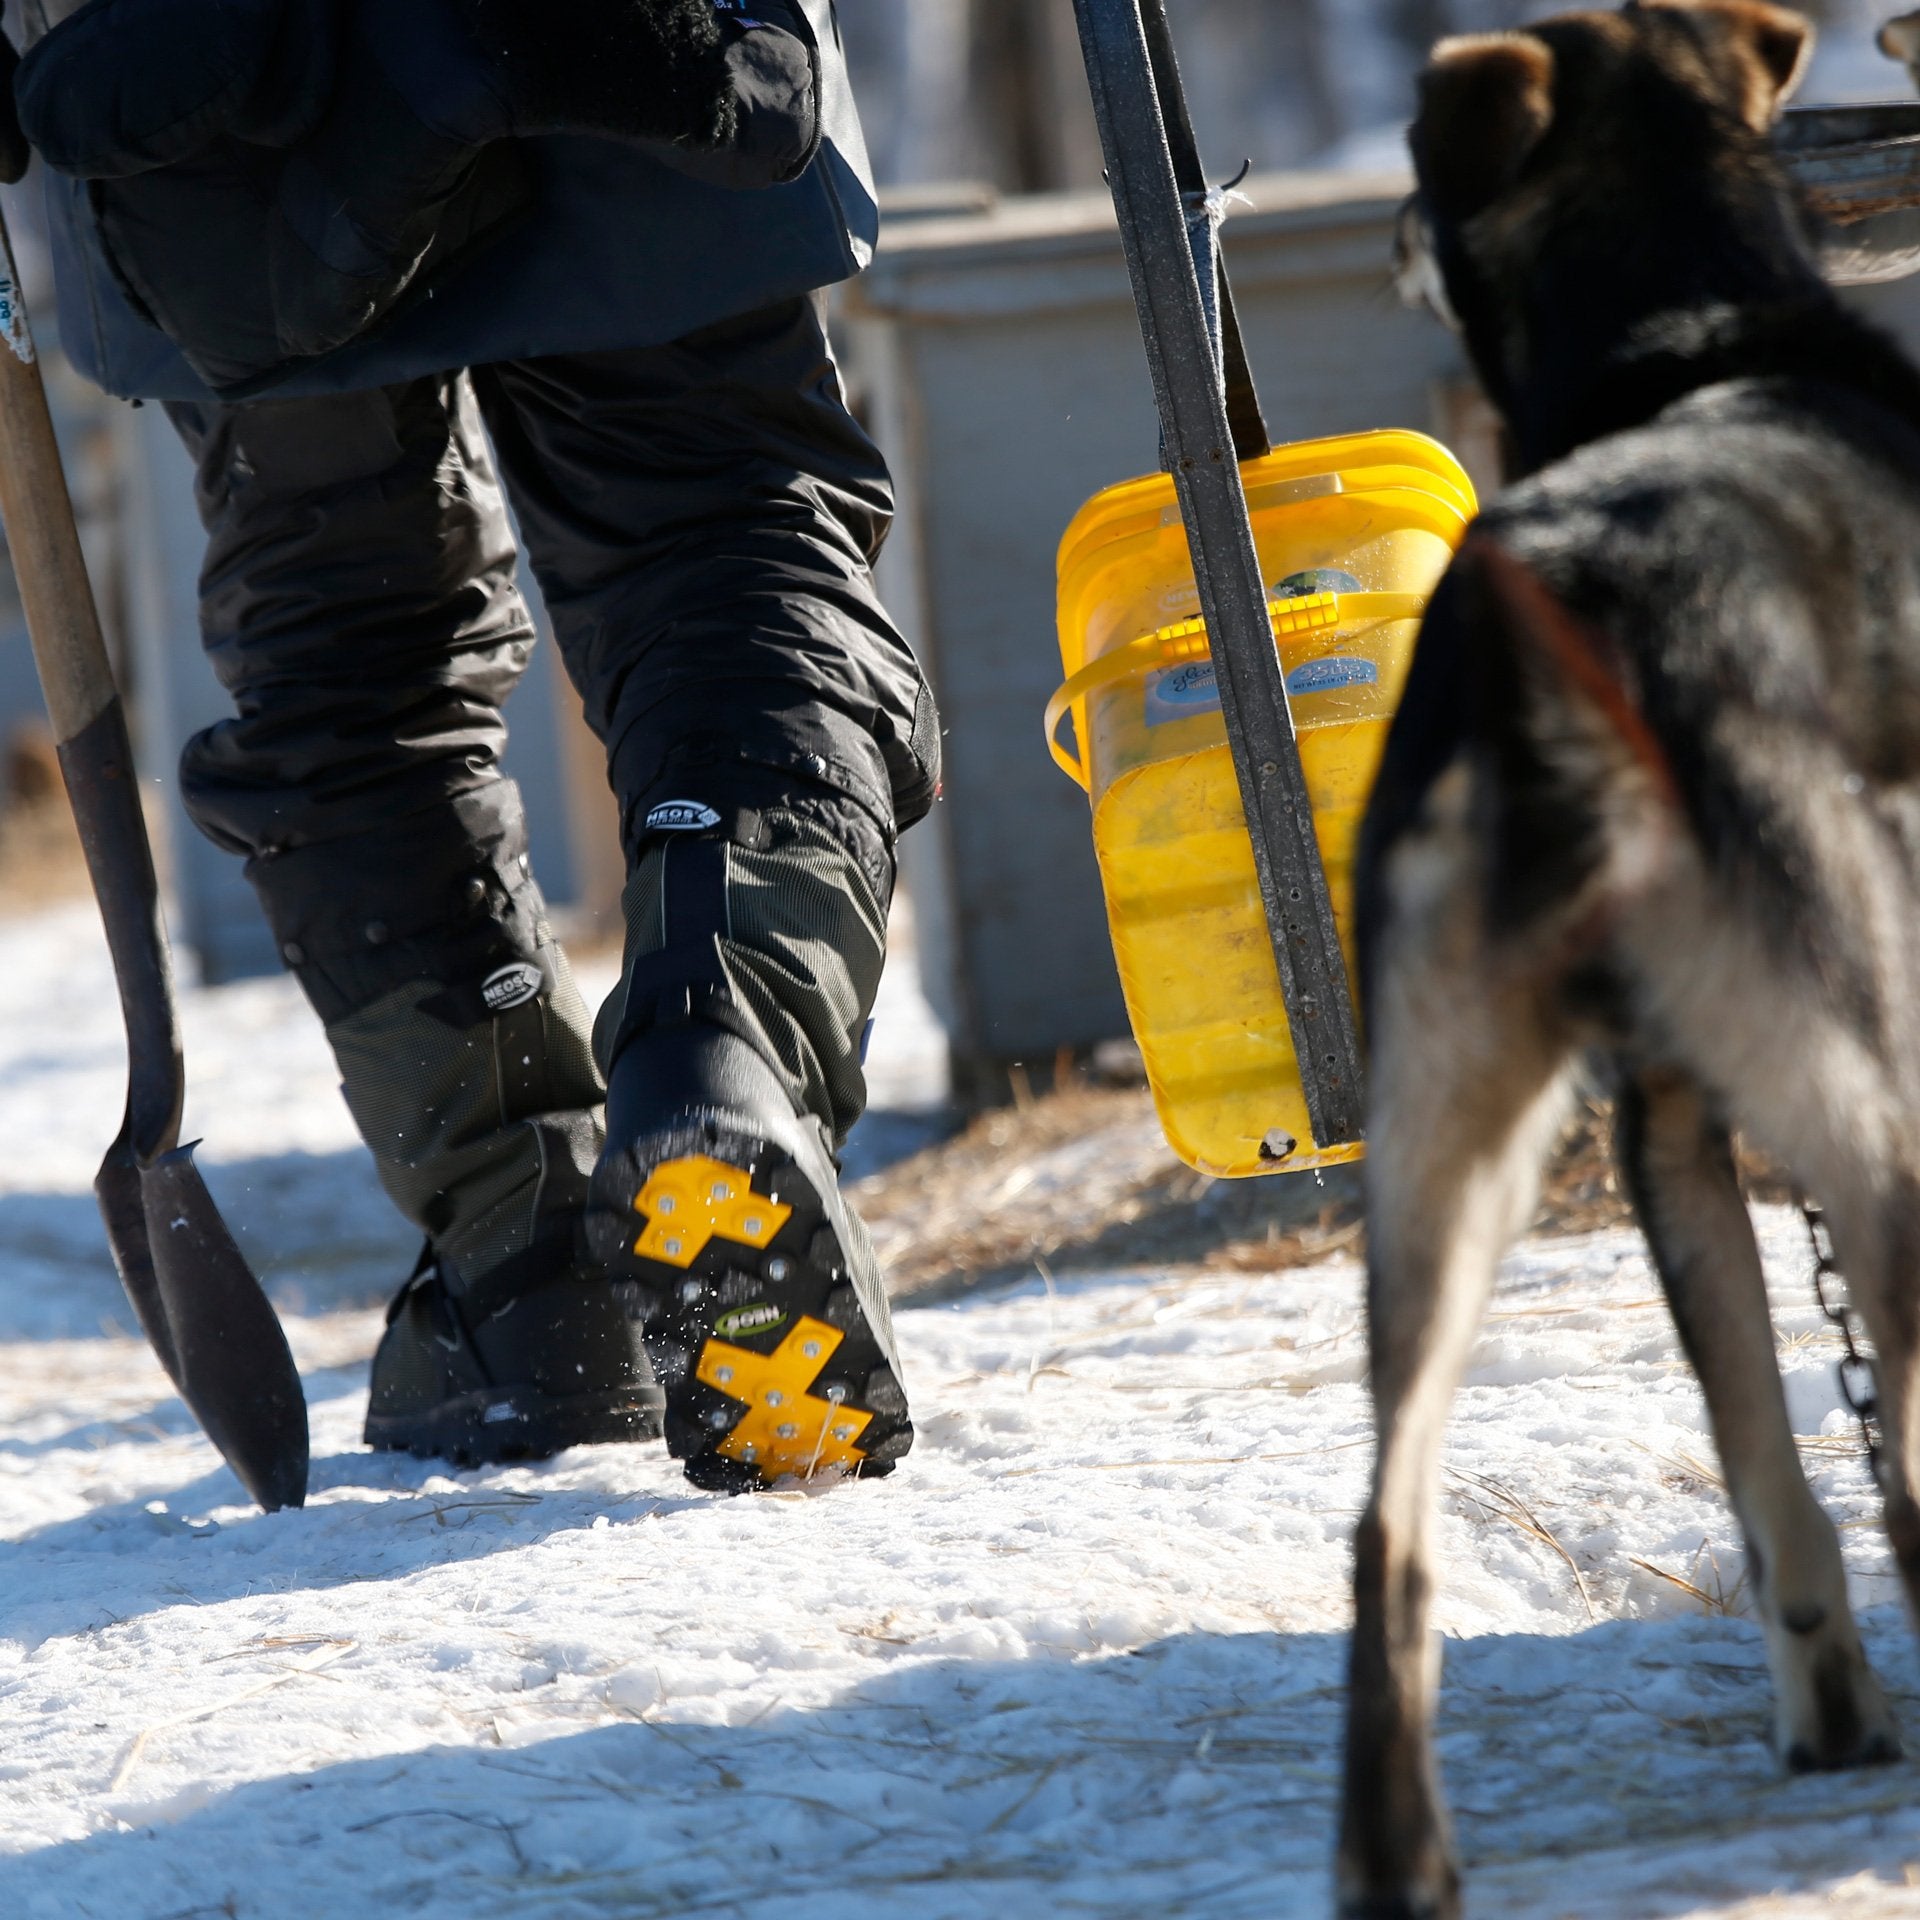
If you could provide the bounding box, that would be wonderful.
[1337,866,1572,1919]
[1617,1065,1898,1770]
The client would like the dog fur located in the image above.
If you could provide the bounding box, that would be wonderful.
[1341,4,1920,1914]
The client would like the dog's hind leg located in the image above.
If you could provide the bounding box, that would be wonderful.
[1337,831,1574,1920]
[1647,894,1920,1687]
[1617,1064,1898,1770]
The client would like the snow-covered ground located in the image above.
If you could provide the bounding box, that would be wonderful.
[8,905,1920,1916]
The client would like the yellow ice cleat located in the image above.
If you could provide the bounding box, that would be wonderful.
[586,1031,914,1491]
[696,1314,875,1478]
[629,1154,793,1267]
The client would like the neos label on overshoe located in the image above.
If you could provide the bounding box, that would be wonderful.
[646,800,722,832]
[481,963,544,1012]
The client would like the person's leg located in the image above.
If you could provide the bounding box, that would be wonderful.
[474,294,939,1488]
[164,377,662,1462]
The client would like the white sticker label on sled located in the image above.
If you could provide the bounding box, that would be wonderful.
[1144,660,1222,727]
[1286,656,1377,695]
[481,963,544,1013]
[1145,653,1378,727]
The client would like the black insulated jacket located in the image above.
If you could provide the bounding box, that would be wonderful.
[17,0,877,400]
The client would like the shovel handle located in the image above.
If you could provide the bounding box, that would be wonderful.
[0,201,182,1163]
[0,213,115,743]
[0,217,309,1506]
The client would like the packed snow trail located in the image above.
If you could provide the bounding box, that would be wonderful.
[7,905,1920,1917]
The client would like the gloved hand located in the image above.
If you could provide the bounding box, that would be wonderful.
[456,0,821,186]
[262,0,821,365]
[16,0,820,394]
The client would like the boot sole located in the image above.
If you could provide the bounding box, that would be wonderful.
[589,1122,912,1493]
[365,1382,665,1468]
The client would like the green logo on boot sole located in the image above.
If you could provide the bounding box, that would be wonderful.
[716,1302,788,1340]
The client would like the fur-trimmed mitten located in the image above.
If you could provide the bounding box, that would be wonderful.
[19,0,817,188]
[460,0,820,184]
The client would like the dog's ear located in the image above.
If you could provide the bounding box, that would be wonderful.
[1641,0,1812,128]
[1409,33,1555,220]
[1881,10,1920,92]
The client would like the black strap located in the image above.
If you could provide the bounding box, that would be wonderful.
[1213,246,1270,466]
[398,1232,603,1329]
[608,836,765,1067]
[661,832,731,956]
[1138,0,1269,464]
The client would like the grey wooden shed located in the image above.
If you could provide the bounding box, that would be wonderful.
[842,170,1483,1081]
[841,162,1920,1083]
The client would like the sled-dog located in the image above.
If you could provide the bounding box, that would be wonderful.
[1340,3,1920,1914]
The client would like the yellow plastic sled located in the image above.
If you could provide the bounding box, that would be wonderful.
[1048,428,1476,1178]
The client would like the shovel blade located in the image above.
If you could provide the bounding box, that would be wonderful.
[95,1131,182,1390]
[139,1145,309,1511]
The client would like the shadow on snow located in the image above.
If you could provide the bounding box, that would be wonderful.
[14,1612,1920,1920]
[0,1102,954,1346]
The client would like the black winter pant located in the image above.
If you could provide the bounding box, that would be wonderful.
[162,296,938,1283]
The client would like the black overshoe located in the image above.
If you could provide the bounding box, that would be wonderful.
[588,1021,912,1492]
[365,1242,665,1465]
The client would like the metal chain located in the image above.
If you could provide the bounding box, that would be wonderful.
[1802,1197,1883,1481]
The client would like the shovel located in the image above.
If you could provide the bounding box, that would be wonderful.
[0,203,307,1512]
